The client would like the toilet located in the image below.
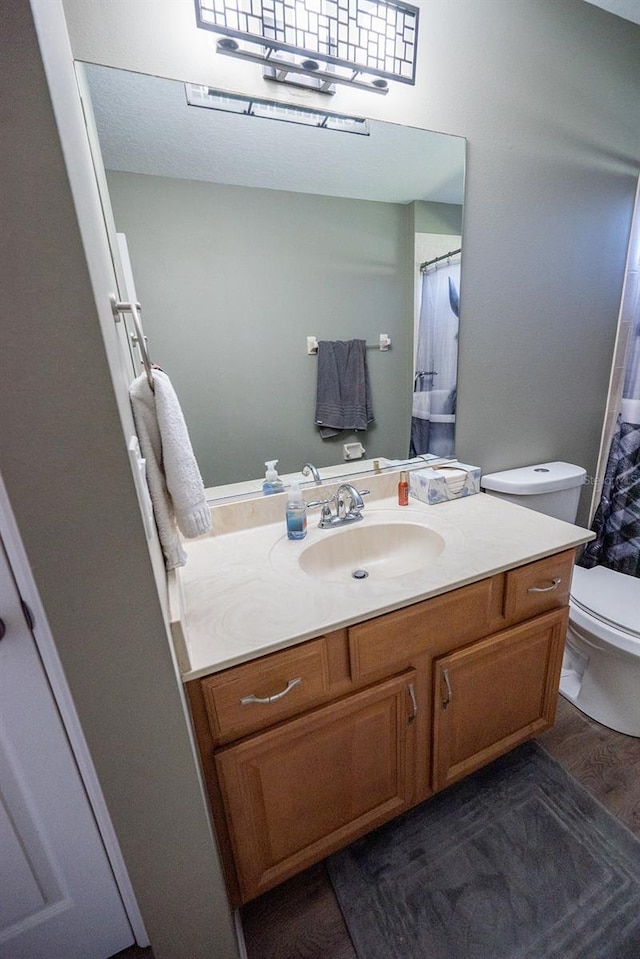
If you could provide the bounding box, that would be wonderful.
[481,462,640,738]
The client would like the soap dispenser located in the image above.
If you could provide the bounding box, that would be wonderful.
[263,460,284,495]
[286,481,307,540]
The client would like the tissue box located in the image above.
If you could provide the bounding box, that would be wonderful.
[409,462,481,506]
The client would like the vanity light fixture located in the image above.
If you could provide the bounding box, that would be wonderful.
[185,84,370,134]
[194,0,419,96]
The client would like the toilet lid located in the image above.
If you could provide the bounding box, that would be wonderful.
[571,565,640,638]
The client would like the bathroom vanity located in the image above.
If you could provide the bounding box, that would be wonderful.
[175,481,592,906]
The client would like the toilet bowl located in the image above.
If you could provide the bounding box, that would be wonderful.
[564,564,640,737]
[481,462,640,738]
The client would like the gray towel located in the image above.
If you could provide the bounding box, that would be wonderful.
[315,339,374,439]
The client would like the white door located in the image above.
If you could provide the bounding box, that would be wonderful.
[0,535,134,959]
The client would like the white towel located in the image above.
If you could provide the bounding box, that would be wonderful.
[129,370,211,570]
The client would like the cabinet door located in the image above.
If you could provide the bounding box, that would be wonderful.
[216,670,417,903]
[432,608,567,792]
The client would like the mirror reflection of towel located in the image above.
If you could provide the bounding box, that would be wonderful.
[315,339,374,439]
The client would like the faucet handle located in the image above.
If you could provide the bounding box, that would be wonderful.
[307,495,337,528]
[307,496,334,509]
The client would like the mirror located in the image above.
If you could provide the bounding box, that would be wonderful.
[81,64,465,496]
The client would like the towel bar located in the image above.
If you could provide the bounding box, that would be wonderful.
[111,295,155,391]
[307,334,391,355]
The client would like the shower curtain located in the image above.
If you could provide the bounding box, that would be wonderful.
[410,259,460,458]
[580,266,640,577]
[579,417,640,576]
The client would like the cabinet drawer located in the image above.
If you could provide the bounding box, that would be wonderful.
[349,575,503,681]
[503,550,574,623]
[201,638,331,742]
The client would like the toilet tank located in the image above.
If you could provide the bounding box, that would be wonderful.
[481,462,586,523]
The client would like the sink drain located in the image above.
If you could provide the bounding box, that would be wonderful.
[352,569,369,579]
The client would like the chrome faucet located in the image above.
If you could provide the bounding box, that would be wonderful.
[336,483,366,520]
[308,483,370,528]
[301,463,322,485]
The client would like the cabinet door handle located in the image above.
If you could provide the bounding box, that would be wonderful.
[407,681,417,724]
[527,577,561,594]
[442,668,452,709]
[240,677,302,706]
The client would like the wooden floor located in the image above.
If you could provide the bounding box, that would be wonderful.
[240,697,640,959]
[110,697,640,959]
[537,695,640,837]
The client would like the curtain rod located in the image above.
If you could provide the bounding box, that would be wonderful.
[420,247,462,272]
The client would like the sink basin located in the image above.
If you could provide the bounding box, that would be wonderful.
[298,520,445,582]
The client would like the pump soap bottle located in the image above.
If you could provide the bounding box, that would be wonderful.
[262,460,284,495]
[286,481,307,539]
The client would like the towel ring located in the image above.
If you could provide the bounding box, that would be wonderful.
[111,295,155,391]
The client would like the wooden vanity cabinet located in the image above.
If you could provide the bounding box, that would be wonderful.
[185,548,575,905]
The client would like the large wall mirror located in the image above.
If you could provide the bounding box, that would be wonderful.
[80,63,466,495]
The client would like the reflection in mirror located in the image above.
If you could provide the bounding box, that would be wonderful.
[81,64,465,495]
[411,242,461,460]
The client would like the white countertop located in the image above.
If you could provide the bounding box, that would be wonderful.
[175,492,593,683]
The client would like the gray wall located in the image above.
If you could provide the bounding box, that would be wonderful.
[413,201,464,236]
[107,172,414,486]
[436,1,640,525]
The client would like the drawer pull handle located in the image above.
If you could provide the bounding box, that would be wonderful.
[408,681,418,724]
[442,668,452,709]
[527,577,561,594]
[240,677,302,706]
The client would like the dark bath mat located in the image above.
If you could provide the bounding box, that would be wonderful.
[326,741,640,959]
